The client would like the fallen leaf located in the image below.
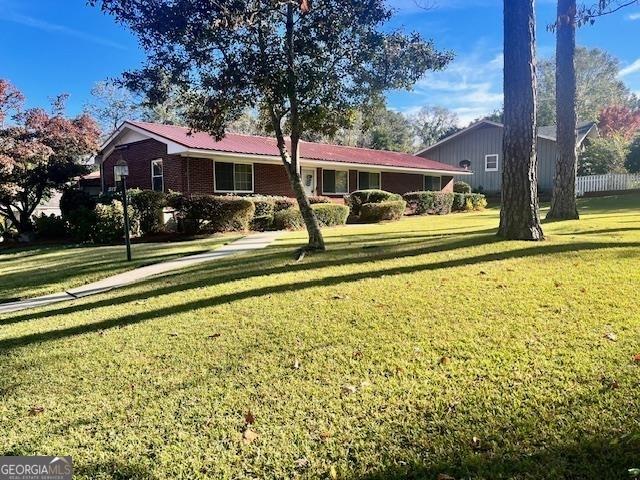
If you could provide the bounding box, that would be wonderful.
[470,436,481,450]
[437,474,456,480]
[603,332,617,342]
[242,428,259,444]
[341,384,357,395]
[244,410,255,425]
[293,359,300,369]
[319,431,332,442]
[440,356,451,365]
[294,457,309,470]
[332,294,347,300]
[580,287,587,293]
[28,405,44,416]
[168,332,179,337]
[479,271,487,275]
[352,351,363,359]
[554,281,562,288]
[360,380,372,388]
[329,465,338,480]
[207,333,221,339]
[633,353,640,363]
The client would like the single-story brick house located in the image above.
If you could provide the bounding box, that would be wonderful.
[417,119,598,195]
[97,121,471,200]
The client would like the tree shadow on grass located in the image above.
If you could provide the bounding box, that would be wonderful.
[1,239,638,351]
[354,434,640,480]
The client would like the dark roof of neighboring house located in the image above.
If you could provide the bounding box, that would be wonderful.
[417,119,598,155]
[537,121,598,144]
[119,121,468,174]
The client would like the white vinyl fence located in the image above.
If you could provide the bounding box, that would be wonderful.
[576,173,640,196]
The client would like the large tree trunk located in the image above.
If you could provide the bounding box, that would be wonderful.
[498,0,544,241]
[547,0,580,220]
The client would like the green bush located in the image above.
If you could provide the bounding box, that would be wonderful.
[92,201,140,245]
[168,194,255,233]
[273,196,297,212]
[250,215,275,232]
[403,191,455,215]
[345,189,402,216]
[246,195,276,217]
[33,214,68,240]
[452,193,487,212]
[273,203,349,230]
[360,200,406,223]
[308,195,332,204]
[60,188,98,242]
[129,189,167,235]
[453,181,472,194]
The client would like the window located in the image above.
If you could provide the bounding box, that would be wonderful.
[358,171,381,190]
[151,159,164,192]
[485,154,499,172]
[424,175,441,191]
[322,169,348,194]
[214,162,254,192]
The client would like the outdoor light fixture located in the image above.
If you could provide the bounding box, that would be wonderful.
[114,159,132,262]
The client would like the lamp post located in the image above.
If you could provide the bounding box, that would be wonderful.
[114,159,132,262]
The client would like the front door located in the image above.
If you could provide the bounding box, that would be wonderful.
[302,168,316,196]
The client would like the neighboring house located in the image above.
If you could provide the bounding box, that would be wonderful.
[97,121,470,199]
[417,120,598,194]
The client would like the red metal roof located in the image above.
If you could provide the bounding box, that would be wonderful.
[128,121,467,173]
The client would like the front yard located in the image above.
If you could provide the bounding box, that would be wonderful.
[1,195,639,479]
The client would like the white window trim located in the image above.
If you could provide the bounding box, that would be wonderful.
[151,158,164,192]
[424,175,442,191]
[485,154,499,172]
[321,168,350,195]
[356,171,381,190]
[214,161,255,194]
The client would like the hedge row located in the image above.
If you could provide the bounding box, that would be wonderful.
[274,203,349,230]
[345,189,403,216]
[403,191,487,215]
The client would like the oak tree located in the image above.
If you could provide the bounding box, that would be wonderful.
[90,0,452,251]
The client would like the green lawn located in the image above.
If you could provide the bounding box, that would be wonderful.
[0,234,241,302]
[1,195,640,479]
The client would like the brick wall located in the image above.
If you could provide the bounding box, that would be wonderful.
[441,175,454,193]
[254,163,295,196]
[381,172,424,194]
[102,139,185,192]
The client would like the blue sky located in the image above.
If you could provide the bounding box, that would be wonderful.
[1,0,639,126]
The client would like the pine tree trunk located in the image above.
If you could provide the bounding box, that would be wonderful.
[547,0,580,220]
[498,0,544,241]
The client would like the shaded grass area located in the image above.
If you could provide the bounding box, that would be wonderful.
[1,195,640,479]
[0,234,241,302]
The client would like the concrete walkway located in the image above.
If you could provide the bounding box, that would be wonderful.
[0,231,284,315]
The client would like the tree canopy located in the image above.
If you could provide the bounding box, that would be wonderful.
[0,81,100,235]
[90,0,452,250]
[537,47,633,125]
[408,106,459,149]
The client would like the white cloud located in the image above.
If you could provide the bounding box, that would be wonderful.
[405,46,504,125]
[628,12,640,20]
[619,59,640,77]
[0,11,127,50]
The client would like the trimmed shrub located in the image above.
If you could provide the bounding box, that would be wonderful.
[453,181,472,194]
[273,196,297,212]
[403,191,454,215]
[246,195,276,217]
[360,200,406,223]
[92,201,140,245]
[308,195,332,205]
[129,189,167,235]
[167,194,255,233]
[251,215,275,232]
[60,188,98,242]
[451,193,488,212]
[468,193,488,211]
[345,189,402,216]
[274,203,349,230]
[33,214,67,240]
